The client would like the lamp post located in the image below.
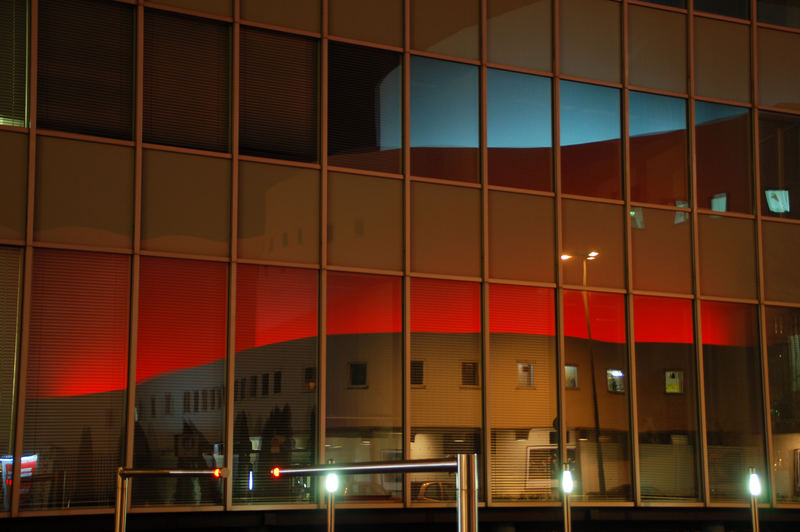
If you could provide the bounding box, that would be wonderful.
[326,459,337,532]
[562,464,573,532]
[748,467,760,532]
[561,250,606,495]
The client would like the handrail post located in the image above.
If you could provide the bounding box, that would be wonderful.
[114,467,123,532]
[113,468,226,532]
[456,453,478,532]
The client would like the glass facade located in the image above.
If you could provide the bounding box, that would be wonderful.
[2,0,800,526]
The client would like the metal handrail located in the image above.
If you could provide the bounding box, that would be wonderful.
[272,454,478,532]
[114,467,228,532]
[272,457,458,476]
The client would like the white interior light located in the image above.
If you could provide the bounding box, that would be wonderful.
[749,471,761,497]
[326,472,339,493]
[562,469,574,494]
[248,469,254,491]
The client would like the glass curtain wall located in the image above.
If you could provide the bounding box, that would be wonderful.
[0,248,22,512]
[326,272,402,503]
[701,302,767,503]
[562,291,631,501]
[233,266,318,504]
[488,285,557,502]
[410,279,482,502]
[6,0,800,518]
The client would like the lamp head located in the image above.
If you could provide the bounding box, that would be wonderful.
[562,468,574,494]
[325,472,339,493]
[748,468,761,497]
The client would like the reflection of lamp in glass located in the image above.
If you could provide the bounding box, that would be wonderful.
[748,467,760,532]
[560,251,606,496]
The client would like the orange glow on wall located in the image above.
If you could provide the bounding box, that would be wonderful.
[136,256,228,384]
[27,249,129,398]
[235,265,318,353]
[327,271,402,335]
[411,277,481,333]
[489,284,555,335]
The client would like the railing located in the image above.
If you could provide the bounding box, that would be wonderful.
[113,455,478,532]
[114,467,228,532]
[272,454,478,532]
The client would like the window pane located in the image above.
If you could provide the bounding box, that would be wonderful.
[327,272,402,502]
[0,130,27,240]
[559,81,621,199]
[629,6,686,94]
[411,0,479,60]
[234,265,317,504]
[410,278,482,501]
[487,0,551,72]
[0,246,22,512]
[698,214,757,299]
[488,69,552,191]
[35,137,133,249]
[694,0,749,19]
[328,172,402,270]
[563,290,631,501]
[763,221,800,302]
[328,42,402,174]
[144,9,229,152]
[411,182,481,277]
[142,150,230,257]
[238,161,319,264]
[561,200,624,289]
[695,102,752,213]
[630,207,692,294]
[241,0,320,32]
[489,191,554,283]
[758,28,800,111]
[23,249,129,510]
[0,0,26,127]
[489,285,557,502]
[241,28,318,162]
[701,301,766,503]
[411,56,479,183]
[634,296,700,501]
[759,1,800,29]
[134,257,227,506]
[330,0,402,46]
[37,0,134,139]
[694,17,750,103]
[765,306,800,503]
[629,92,688,205]
[760,112,800,220]
[559,0,620,83]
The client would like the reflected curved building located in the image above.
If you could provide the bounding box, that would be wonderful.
[2,0,800,530]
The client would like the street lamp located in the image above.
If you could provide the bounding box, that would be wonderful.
[562,464,573,532]
[561,250,606,495]
[326,461,338,532]
[748,467,760,532]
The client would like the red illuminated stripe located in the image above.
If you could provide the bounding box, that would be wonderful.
[327,272,402,335]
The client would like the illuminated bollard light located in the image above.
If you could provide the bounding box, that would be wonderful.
[562,469,574,494]
[562,465,573,532]
[326,472,339,493]
[748,467,760,532]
